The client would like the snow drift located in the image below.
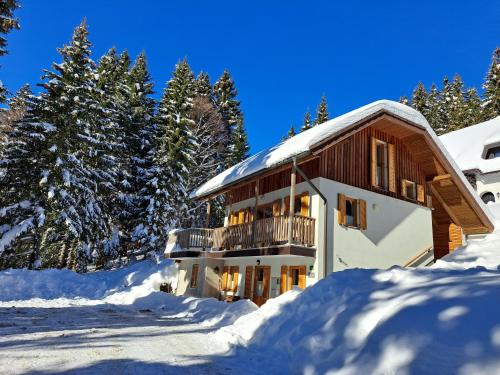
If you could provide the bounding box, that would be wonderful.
[213,206,500,375]
[0,257,257,327]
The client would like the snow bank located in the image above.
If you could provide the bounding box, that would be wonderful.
[440,116,500,173]
[0,258,257,326]
[213,206,500,374]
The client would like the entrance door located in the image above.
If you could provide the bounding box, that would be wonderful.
[252,266,271,307]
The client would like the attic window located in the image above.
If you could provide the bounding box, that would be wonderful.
[485,146,500,159]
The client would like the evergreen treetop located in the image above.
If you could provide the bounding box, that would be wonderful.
[315,95,329,125]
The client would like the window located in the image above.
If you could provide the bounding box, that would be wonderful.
[229,208,252,225]
[371,137,396,192]
[485,146,500,159]
[376,141,388,189]
[338,194,367,230]
[345,198,357,226]
[255,267,264,297]
[257,203,274,220]
[281,265,306,293]
[190,264,199,288]
[284,192,310,217]
[401,179,425,202]
[290,268,300,286]
[481,192,495,204]
[402,179,417,200]
[221,266,239,292]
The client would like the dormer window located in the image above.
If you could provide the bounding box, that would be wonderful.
[485,146,500,159]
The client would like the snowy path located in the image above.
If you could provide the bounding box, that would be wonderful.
[0,303,234,374]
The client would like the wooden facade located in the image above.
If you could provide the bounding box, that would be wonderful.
[227,126,429,208]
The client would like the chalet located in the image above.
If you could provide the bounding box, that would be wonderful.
[165,100,494,306]
[440,116,500,205]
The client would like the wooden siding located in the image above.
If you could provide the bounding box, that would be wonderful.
[228,159,319,205]
[228,126,428,207]
[318,127,428,206]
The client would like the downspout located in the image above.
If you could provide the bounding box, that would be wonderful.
[292,158,329,279]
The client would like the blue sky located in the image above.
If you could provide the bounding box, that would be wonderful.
[2,1,499,153]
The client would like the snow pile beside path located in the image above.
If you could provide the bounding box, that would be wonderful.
[214,206,500,374]
[0,257,258,327]
[0,258,178,302]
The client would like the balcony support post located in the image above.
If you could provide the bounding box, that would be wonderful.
[205,200,211,229]
[288,159,297,244]
[252,180,259,247]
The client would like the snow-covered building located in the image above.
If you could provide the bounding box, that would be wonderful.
[165,100,494,306]
[440,116,500,205]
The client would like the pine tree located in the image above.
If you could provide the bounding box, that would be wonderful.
[185,96,225,227]
[37,21,117,271]
[213,69,246,167]
[301,110,312,132]
[283,125,296,140]
[447,75,467,131]
[315,96,329,125]
[0,0,20,102]
[231,118,249,164]
[426,84,443,133]
[410,82,429,116]
[0,93,48,269]
[483,47,500,119]
[94,48,131,257]
[150,59,195,242]
[125,53,157,249]
[463,88,483,126]
[195,72,212,98]
[399,96,409,106]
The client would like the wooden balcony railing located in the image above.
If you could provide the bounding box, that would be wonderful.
[174,215,315,251]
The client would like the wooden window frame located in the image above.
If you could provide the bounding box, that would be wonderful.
[402,179,417,201]
[284,192,310,217]
[338,193,367,230]
[189,264,199,289]
[371,137,396,193]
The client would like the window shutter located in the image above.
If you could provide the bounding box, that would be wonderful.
[231,266,239,292]
[272,200,281,217]
[300,192,310,217]
[284,196,290,215]
[371,137,377,187]
[338,193,346,225]
[190,264,199,288]
[401,179,407,197]
[298,266,307,289]
[243,266,253,299]
[388,143,396,192]
[262,266,271,298]
[359,199,367,230]
[353,199,358,227]
[221,266,229,291]
[280,265,288,294]
[417,184,425,203]
[238,210,245,224]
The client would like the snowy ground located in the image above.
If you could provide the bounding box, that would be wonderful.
[2,206,500,374]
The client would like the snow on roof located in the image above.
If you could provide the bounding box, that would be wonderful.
[191,100,428,199]
[439,116,500,174]
[191,99,494,230]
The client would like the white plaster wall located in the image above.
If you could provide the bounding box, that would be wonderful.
[317,178,434,272]
[476,172,500,203]
[174,258,223,298]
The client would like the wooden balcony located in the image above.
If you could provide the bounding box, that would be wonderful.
[169,215,315,258]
